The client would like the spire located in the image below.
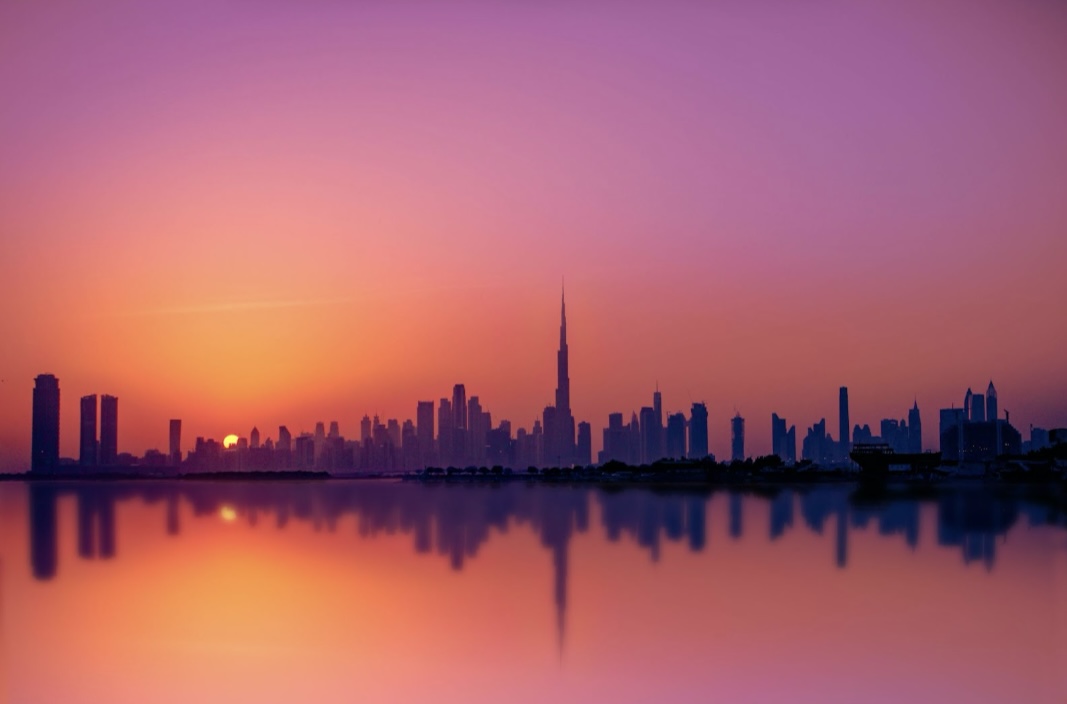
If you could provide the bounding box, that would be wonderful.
[560,280,567,347]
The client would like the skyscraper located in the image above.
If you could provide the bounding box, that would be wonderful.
[32,374,61,471]
[771,413,795,463]
[169,419,182,466]
[970,393,986,423]
[986,381,997,422]
[80,394,97,466]
[839,387,850,458]
[689,402,709,459]
[964,388,973,422]
[417,400,435,466]
[731,413,745,462]
[908,402,921,453]
[666,413,687,458]
[99,394,118,466]
[576,421,591,466]
[553,287,576,463]
[438,398,453,465]
[250,426,261,449]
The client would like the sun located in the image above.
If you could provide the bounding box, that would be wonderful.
[223,434,239,449]
[219,505,237,522]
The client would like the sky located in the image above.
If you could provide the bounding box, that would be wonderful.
[1,0,1066,469]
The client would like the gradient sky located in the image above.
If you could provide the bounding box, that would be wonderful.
[1,0,1066,469]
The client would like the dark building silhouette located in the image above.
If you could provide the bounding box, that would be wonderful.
[576,421,591,466]
[80,394,98,466]
[986,381,997,422]
[839,387,850,459]
[970,393,986,423]
[169,419,181,466]
[100,394,118,465]
[666,412,687,459]
[771,413,796,463]
[639,406,657,463]
[908,401,922,453]
[417,401,435,467]
[438,398,453,465]
[552,288,576,465]
[731,413,745,462]
[689,402,708,459]
[31,374,61,471]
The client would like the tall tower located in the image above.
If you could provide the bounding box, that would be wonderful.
[554,285,575,463]
[964,388,973,422]
[688,402,709,459]
[907,401,921,453]
[32,374,61,471]
[99,394,118,466]
[80,394,98,466]
[169,419,182,466]
[838,387,850,458]
[731,413,745,462]
[986,381,997,422]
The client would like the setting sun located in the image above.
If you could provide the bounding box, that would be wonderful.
[219,505,237,522]
[222,434,239,449]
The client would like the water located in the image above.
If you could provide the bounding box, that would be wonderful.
[0,480,1064,703]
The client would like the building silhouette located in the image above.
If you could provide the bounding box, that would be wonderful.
[839,387,850,459]
[771,413,796,463]
[99,394,118,465]
[169,419,181,466]
[731,413,745,462]
[689,402,709,459]
[908,402,922,453]
[80,394,98,467]
[986,381,997,422]
[31,374,61,471]
[665,412,687,459]
[550,287,576,465]
[417,401,435,467]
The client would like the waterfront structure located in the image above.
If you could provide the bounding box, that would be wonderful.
[689,402,709,459]
[80,394,97,466]
[839,387,850,459]
[169,419,181,466]
[32,374,61,471]
[100,395,118,466]
[908,402,922,453]
[731,413,745,462]
[771,413,796,464]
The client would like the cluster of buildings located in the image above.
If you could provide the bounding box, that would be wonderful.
[26,292,1064,474]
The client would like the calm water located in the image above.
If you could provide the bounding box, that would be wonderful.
[0,480,1064,704]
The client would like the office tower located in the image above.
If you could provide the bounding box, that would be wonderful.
[576,422,591,466]
[417,401,435,466]
[970,393,986,423]
[986,381,997,422]
[387,419,401,448]
[452,384,467,430]
[839,387,850,458]
[328,421,340,439]
[688,402,709,459]
[438,398,453,464]
[360,415,372,444]
[278,426,292,451]
[80,394,97,466]
[468,396,487,463]
[964,388,973,422]
[169,419,182,466]
[639,407,657,464]
[666,413,687,458]
[652,386,663,460]
[250,427,260,449]
[731,413,745,462]
[99,395,118,465]
[939,408,965,461]
[803,419,831,463]
[770,414,796,463]
[32,374,61,471]
[907,402,921,453]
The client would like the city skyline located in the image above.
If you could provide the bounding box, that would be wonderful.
[16,290,1059,473]
[2,0,1066,471]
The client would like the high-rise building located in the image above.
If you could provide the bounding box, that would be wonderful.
[80,394,97,466]
[360,415,372,444]
[438,399,453,465]
[964,388,973,422]
[939,408,965,462]
[688,402,709,459]
[553,287,576,464]
[468,396,487,464]
[99,395,118,466]
[971,393,986,423]
[278,426,292,451]
[771,413,795,463]
[666,413,687,458]
[452,384,467,430]
[417,401,435,466]
[986,381,997,422]
[731,413,745,462]
[250,426,261,449]
[839,387,850,458]
[169,419,182,466]
[576,422,592,466]
[328,421,340,439]
[907,402,922,453]
[639,407,657,464]
[32,374,61,471]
